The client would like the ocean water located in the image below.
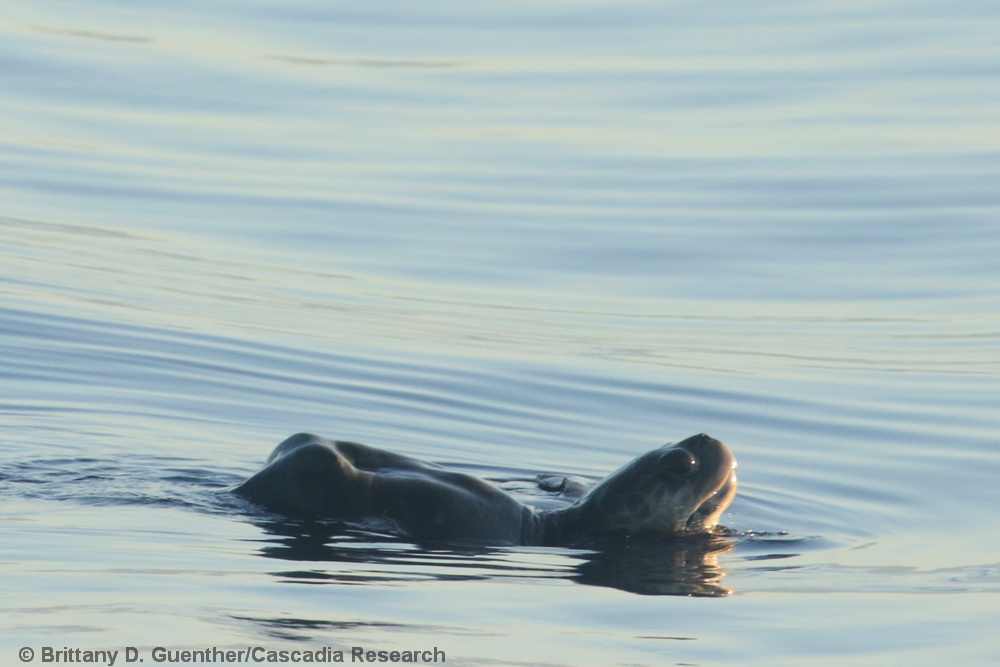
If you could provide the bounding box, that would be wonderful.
[2,1,999,665]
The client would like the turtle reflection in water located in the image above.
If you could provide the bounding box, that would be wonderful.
[235,432,737,548]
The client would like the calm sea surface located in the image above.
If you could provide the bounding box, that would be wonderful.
[2,2,999,665]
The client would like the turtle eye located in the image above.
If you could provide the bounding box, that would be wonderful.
[661,447,697,477]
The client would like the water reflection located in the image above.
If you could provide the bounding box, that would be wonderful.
[243,519,736,597]
[229,615,418,643]
[572,534,734,597]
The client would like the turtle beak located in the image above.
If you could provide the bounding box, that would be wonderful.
[676,434,737,531]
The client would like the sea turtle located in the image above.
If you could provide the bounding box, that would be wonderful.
[234,432,737,547]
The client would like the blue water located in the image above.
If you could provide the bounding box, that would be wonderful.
[3,2,1000,665]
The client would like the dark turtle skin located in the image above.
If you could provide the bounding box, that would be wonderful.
[234,432,737,547]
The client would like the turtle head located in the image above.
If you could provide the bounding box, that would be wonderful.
[571,434,737,536]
